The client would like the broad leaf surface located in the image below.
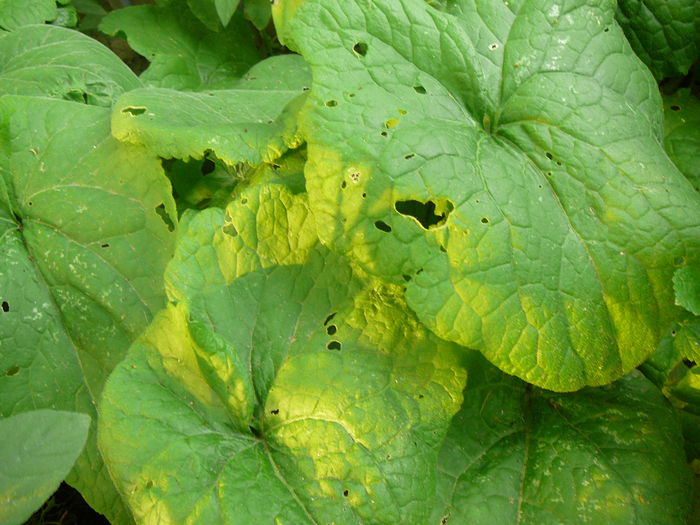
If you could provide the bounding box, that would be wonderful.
[616,0,700,79]
[0,410,90,525]
[432,354,692,524]
[0,25,141,106]
[99,181,466,524]
[0,96,176,522]
[291,0,700,391]
[664,89,700,190]
[0,0,56,30]
[215,0,240,26]
[100,3,261,90]
[675,266,700,316]
[111,55,310,166]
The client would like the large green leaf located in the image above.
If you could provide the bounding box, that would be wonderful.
[664,89,700,190]
[0,410,90,525]
[431,354,692,524]
[616,0,700,80]
[0,0,56,30]
[0,25,141,106]
[111,55,310,166]
[100,3,261,90]
[0,96,176,522]
[290,0,700,391]
[99,181,466,524]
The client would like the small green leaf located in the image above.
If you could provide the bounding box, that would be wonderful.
[111,55,310,166]
[0,0,57,30]
[0,410,90,525]
[0,25,141,106]
[244,0,271,29]
[432,354,692,524]
[100,3,261,90]
[675,266,700,316]
[215,0,240,26]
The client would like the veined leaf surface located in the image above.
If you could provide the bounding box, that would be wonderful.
[99,180,466,524]
[291,0,700,391]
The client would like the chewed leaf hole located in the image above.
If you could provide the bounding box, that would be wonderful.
[327,325,337,335]
[394,199,454,229]
[270,409,280,415]
[670,105,681,111]
[327,340,342,351]
[223,223,238,237]
[249,425,261,437]
[155,204,175,232]
[374,220,392,233]
[325,100,338,107]
[101,243,110,248]
[6,365,19,376]
[481,217,489,224]
[1,301,8,312]
[413,85,427,94]
[323,312,336,326]
[121,106,147,116]
[353,42,368,56]
[343,489,349,497]
[201,158,215,175]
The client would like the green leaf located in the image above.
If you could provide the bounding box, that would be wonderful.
[0,25,141,106]
[664,89,700,190]
[272,0,306,50]
[0,96,176,523]
[291,0,700,391]
[0,0,57,30]
[675,266,700,316]
[432,354,692,524]
[0,410,90,525]
[215,0,240,26]
[244,0,271,29]
[111,55,310,166]
[99,181,467,524]
[616,0,700,80]
[674,317,700,362]
[100,3,261,90]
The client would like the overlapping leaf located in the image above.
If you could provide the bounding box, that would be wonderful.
[99,178,466,524]
[0,25,141,106]
[0,0,56,30]
[111,55,310,166]
[100,2,261,90]
[432,354,692,524]
[616,0,700,79]
[290,0,700,391]
[664,89,700,189]
[0,96,176,523]
[0,410,90,525]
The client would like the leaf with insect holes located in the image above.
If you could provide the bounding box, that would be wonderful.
[99,178,466,525]
[290,0,700,391]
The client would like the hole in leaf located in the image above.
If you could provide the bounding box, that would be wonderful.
[223,223,238,237]
[327,340,342,351]
[671,330,677,337]
[341,181,347,189]
[272,163,281,170]
[249,425,261,437]
[155,204,175,232]
[361,193,367,198]
[402,274,412,282]
[343,489,349,497]
[270,409,280,415]
[439,245,446,252]
[27,201,33,206]
[488,43,499,50]
[327,325,337,335]
[545,152,553,160]
[325,100,338,107]
[302,86,310,91]
[481,217,489,224]
[404,153,415,160]
[101,243,110,248]
[201,158,215,175]
[324,312,337,326]
[441,515,451,524]
[1,301,8,312]
[121,106,147,116]
[353,42,368,56]
[603,27,609,32]
[380,131,388,137]
[670,104,681,111]
[413,85,426,94]
[418,394,424,399]
[394,199,454,229]
[6,365,19,376]
[374,220,392,232]
[349,93,356,98]
[241,198,248,204]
